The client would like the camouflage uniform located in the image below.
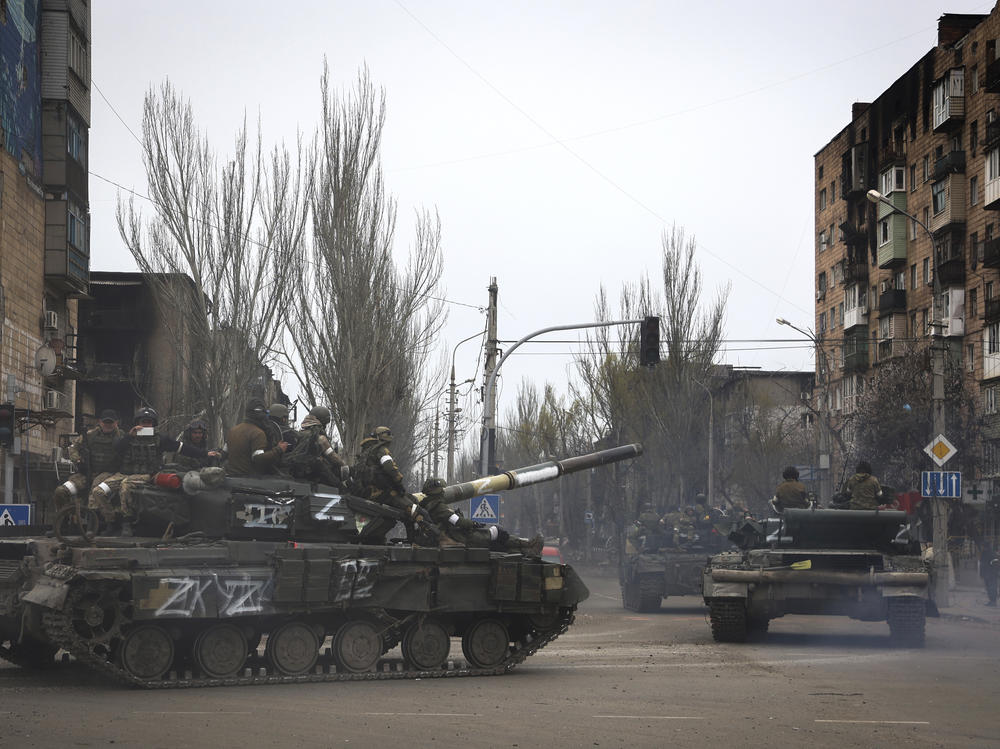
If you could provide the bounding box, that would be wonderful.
[164,418,217,471]
[53,423,124,513]
[225,405,285,476]
[286,418,348,487]
[112,430,211,522]
[635,508,666,550]
[845,472,882,510]
[773,479,809,512]
[354,429,410,514]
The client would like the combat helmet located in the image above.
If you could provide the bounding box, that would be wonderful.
[268,403,289,421]
[422,476,446,495]
[134,406,159,426]
[309,406,332,426]
[373,426,393,442]
[245,398,267,420]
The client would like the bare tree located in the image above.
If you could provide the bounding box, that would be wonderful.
[285,66,445,471]
[118,80,311,438]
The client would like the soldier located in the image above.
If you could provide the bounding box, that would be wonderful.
[354,426,408,508]
[225,399,289,476]
[266,402,298,452]
[106,407,217,533]
[164,417,218,470]
[285,406,349,487]
[635,502,667,550]
[771,465,810,513]
[843,461,883,510]
[416,477,543,555]
[53,409,125,513]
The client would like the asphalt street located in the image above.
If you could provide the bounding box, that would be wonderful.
[1,566,997,749]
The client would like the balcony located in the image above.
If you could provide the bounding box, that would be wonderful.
[77,362,130,383]
[844,349,869,372]
[878,143,905,168]
[841,260,869,287]
[877,339,906,362]
[984,237,1000,268]
[985,298,1000,323]
[985,349,1000,381]
[984,120,1000,150]
[843,305,868,330]
[840,143,868,199]
[839,220,868,250]
[986,172,1000,210]
[932,150,966,181]
[986,57,1000,94]
[932,69,965,133]
[929,175,967,233]
[878,289,906,312]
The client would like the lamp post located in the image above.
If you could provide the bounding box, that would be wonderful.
[449,329,486,483]
[777,317,833,500]
[866,189,950,607]
[692,379,714,507]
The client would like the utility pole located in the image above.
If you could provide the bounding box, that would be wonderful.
[3,374,15,503]
[480,278,499,476]
[447,365,457,483]
[432,407,440,477]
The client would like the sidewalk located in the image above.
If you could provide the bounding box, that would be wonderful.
[935,584,1000,626]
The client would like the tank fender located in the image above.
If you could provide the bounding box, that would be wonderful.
[879,586,929,599]
[703,579,748,598]
[21,578,70,610]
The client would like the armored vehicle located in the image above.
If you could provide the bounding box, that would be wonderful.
[702,508,932,646]
[0,443,641,687]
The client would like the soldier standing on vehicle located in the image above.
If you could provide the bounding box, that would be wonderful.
[285,406,349,487]
[225,399,289,476]
[771,466,810,513]
[52,409,125,513]
[843,461,883,510]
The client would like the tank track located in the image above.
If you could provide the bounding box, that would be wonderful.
[886,597,926,648]
[39,606,575,689]
[707,598,748,642]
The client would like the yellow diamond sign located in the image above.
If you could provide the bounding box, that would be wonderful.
[923,434,957,467]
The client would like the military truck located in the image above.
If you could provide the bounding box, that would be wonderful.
[702,507,932,646]
[0,443,641,687]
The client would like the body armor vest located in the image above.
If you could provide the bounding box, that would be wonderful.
[84,427,122,475]
[122,435,161,475]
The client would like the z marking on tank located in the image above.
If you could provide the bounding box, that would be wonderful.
[332,559,379,602]
[238,503,292,528]
[152,575,273,618]
[314,494,345,521]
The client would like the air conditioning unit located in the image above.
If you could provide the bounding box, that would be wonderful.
[43,390,61,410]
[44,310,58,330]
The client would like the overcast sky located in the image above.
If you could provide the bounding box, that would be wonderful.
[89,0,995,440]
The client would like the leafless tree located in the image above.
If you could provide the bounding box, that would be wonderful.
[118,80,311,439]
[285,66,445,471]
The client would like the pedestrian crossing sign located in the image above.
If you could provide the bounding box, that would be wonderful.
[469,494,500,525]
[0,504,31,526]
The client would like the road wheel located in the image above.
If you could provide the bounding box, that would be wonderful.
[194,623,248,678]
[332,619,381,673]
[119,625,175,680]
[401,618,450,670]
[266,620,320,675]
[708,598,748,643]
[886,597,926,648]
[461,618,510,669]
[635,574,663,612]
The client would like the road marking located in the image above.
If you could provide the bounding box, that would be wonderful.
[131,711,253,715]
[593,715,703,720]
[625,617,650,621]
[365,712,478,718]
[815,720,930,725]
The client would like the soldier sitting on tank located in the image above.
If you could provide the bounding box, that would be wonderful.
[163,417,219,470]
[415,477,544,555]
[770,465,811,514]
[634,503,668,551]
[225,399,289,476]
[53,408,126,515]
[842,461,883,511]
[103,407,218,534]
[284,406,350,488]
[266,402,299,452]
[661,506,697,548]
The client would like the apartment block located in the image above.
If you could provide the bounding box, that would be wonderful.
[0,0,91,510]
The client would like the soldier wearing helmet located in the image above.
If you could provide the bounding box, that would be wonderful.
[53,408,125,516]
[353,425,423,526]
[164,417,218,470]
[415,477,543,555]
[224,399,289,476]
[266,402,298,451]
[284,406,349,487]
[770,465,809,514]
[99,407,217,534]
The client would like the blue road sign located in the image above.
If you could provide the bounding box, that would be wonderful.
[0,504,31,526]
[921,471,962,499]
[469,494,501,525]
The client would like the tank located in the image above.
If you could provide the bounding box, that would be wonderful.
[702,508,934,646]
[0,443,642,687]
[621,520,731,612]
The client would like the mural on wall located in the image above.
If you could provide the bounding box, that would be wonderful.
[0,0,41,173]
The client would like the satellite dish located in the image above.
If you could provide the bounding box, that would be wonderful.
[35,345,57,376]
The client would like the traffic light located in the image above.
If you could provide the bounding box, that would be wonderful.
[0,403,15,449]
[639,316,660,366]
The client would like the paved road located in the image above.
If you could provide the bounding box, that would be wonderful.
[1,567,997,749]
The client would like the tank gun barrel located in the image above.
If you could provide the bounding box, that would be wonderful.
[418,443,643,505]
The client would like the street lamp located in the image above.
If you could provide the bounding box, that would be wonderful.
[866,189,950,606]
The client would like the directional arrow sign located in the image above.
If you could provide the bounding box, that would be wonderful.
[921,471,961,499]
[923,434,957,467]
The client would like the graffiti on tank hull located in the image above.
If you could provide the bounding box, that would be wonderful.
[145,574,274,618]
